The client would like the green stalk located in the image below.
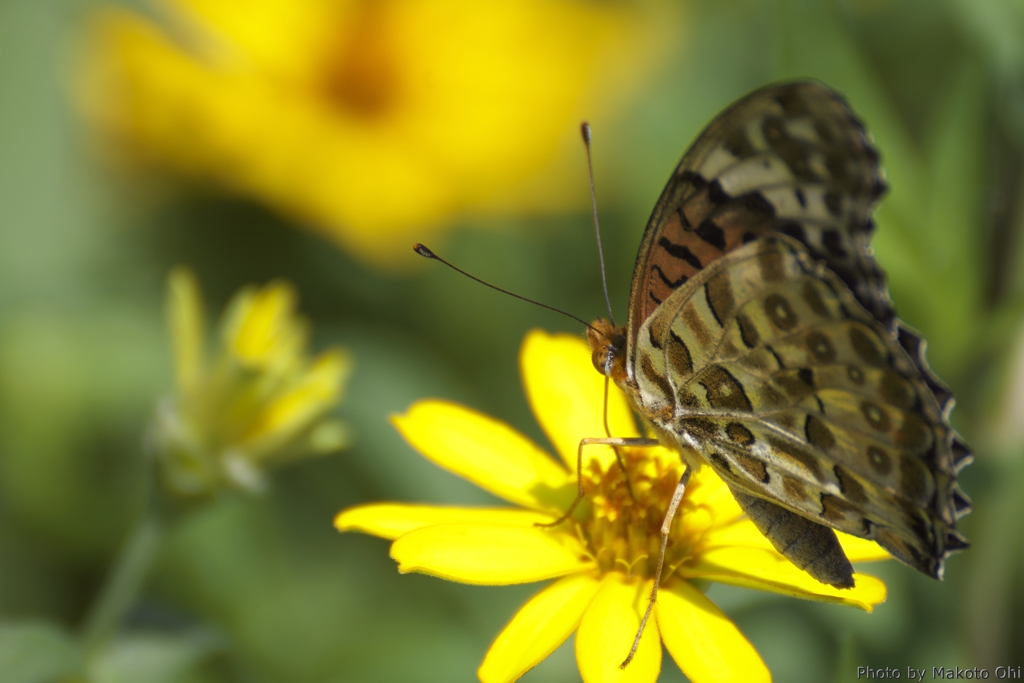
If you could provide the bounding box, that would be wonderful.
[81,450,166,651]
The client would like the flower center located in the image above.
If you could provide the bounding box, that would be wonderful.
[574,449,709,579]
[321,1,400,118]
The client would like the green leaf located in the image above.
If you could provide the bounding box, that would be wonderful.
[875,64,990,378]
[86,629,222,683]
[0,620,82,683]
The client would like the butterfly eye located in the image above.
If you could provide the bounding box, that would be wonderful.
[586,321,626,380]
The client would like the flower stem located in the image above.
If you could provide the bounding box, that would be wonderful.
[81,511,164,650]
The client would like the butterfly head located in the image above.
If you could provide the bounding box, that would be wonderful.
[587,318,628,385]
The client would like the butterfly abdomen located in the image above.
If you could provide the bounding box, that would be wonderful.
[732,489,855,588]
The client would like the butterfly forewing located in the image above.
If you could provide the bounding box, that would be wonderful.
[628,82,890,349]
[635,235,966,576]
[637,81,961,416]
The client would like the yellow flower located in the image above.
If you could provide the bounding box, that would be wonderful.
[154,267,351,496]
[336,330,889,683]
[78,0,674,267]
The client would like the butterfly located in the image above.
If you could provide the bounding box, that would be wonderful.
[588,81,971,590]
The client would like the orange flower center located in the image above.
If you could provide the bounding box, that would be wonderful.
[321,1,400,118]
[574,449,705,579]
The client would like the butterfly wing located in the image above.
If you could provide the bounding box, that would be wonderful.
[625,81,957,413]
[627,81,886,336]
[633,235,970,577]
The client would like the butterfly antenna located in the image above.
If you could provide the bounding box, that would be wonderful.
[581,122,615,327]
[414,244,597,332]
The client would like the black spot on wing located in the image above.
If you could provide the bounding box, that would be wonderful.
[708,450,733,474]
[805,415,836,450]
[867,445,891,475]
[765,294,798,330]
[722,128,755,158]
[647,324,663,350]
[795,188,806,208]
[667,330,693,376]
[849,326,885,365]
[833,464,867,504]
[736,192,776,219]
[860,400,890,431]
[773,85,806,114]
[695,220,727,250]
[806,331,836,362]
[801,281,830,318]
[700,365,753,411]
[824,191,842,216]
[640,355,673,399]
[727,422,755,445]
[780,221,806,242]
[708,179,730,205]
[736,314,760,349]
[822,229,847,257]
[704,274,735,326]
[677,170,707,189]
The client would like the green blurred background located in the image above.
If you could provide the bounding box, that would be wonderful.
[2,0,1023,681]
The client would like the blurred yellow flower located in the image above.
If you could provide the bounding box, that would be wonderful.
[154,267,351,496]
[79,0,674,266]
[336,330,889,683]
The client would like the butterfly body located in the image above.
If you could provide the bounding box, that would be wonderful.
[589,81,971,585]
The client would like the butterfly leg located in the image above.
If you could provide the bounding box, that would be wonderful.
[621,465,692,669]
[536,436,659,529]
[602,376,637,502]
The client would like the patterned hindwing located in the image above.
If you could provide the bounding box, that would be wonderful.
[631,235,969,578]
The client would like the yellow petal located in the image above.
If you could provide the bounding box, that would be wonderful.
[575,574,660,683]
[392,400,570,511]
[683,546,887,611]
[698,519,783,551]
[520,330,640,471]
[657,580,769,683]
[335,503,555,540]
[478,573,601,683]
[658,469,745,546]
[81,2,672,267]
[224,280,306,367]
[678,467,731,507]
[390,523,590,585]
[166,267,206,397]
[243,349,350,452]
[837,532,891,562]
